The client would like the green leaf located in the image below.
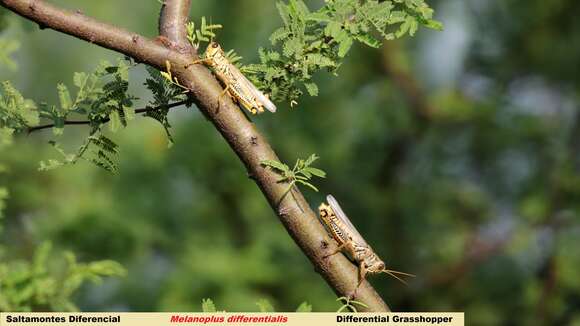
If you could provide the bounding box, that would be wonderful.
[302,167,326,178]
[109,110,122,132]
[304,82,319,96]
[261,160,290,173]
[86,260,127,277]
[426,19,444,31]
[304,153,319,166]
[295,302,312,312]
[338,37,353,58]
[202,298,217,312]
[73,72,88,88]
[296,179,319,192]
[256,299,275,312]
[57,84,72,111]
[0,81,39,131]
[186,17,222,47]
[0,38,20,70]
[354,34,381,48]
[38,159,65,171]
[32,242,52,275]
[0,187,8,219]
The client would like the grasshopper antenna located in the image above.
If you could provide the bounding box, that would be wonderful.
[382,269,415,285]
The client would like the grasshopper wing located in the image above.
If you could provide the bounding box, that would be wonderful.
[326,195,368,246]
[234,66,277,113]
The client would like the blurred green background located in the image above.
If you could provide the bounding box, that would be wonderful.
[1,0,580,324]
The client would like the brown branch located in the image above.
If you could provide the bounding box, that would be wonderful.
[1,0,390,311]
[1,0,183,69]
[27,100,190,133]
[159,0,191,52]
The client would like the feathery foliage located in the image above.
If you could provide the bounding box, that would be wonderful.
[2,0,440,171]
[186,17,223,50]
[189,1,441,107]
[36,59,137,173]
[0,242,126,311]
[0,35,18,232]
[186,18,244,68]
[0,81,39,133]
[0,57,140,173]
[2,57,189,172]
[295,301,313,312]
[241,0,442,105]
[0,37,19,71]
[201,298,218,312]
[0,49,126,311]
[200,298,313,312]
[261,154,327,200]
[256,298,275,312]
[144,66,189,147]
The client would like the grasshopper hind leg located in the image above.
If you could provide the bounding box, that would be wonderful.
[215,85,233,113]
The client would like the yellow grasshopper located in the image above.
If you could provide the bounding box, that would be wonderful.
[319,194,415,297]
[191,42,277,115]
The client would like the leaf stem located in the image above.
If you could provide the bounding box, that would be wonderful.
[27,100,189,133]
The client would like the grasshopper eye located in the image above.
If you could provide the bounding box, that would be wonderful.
[212,43,219,48]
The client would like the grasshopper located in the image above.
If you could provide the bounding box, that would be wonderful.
[319,194,414,297]
[191,42,277,115]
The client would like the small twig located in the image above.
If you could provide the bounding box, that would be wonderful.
[158,0,192,52]
[27,100,189,133]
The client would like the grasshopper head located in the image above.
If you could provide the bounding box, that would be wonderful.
[364,252,386,274]
[205,42,224,59]
[366,255,415,285]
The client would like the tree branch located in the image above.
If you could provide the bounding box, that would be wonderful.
[27,100,189,133]
[2,0,182,69]
[159,0,191,52]
[1,0,390,311]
